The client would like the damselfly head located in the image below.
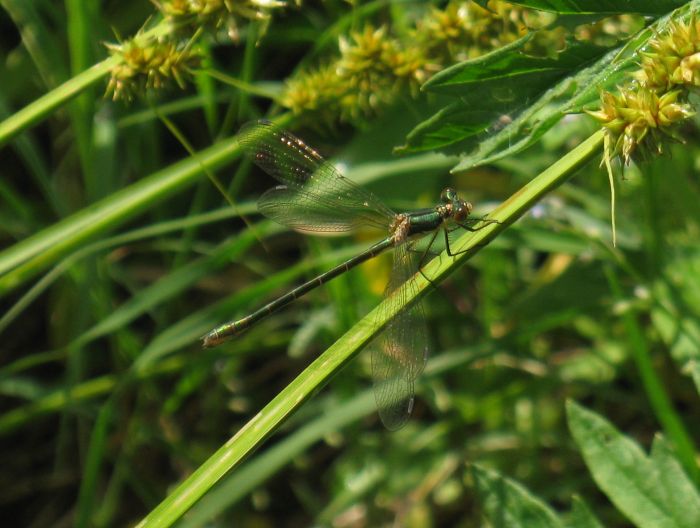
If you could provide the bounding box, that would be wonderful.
[440,187,457,203]
[440,188,472,222]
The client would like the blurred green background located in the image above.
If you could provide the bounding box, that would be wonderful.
[0,1,699,527]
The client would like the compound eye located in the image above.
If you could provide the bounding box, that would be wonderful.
[440,188,456,203]
[454,200,473,222]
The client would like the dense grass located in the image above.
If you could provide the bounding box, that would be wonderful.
[1,1,699,527]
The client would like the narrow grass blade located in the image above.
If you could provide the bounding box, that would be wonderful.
[0,22,170,149]
[135,131,605,528]
[0,137,239,294]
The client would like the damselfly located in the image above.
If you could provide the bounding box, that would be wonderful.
[203,121,485,429]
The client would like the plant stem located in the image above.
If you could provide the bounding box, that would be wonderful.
[135,129,606,528]
[0,136,239,294]
[0,56,118,149]
[0,23,170,149]
[0,113,296,295]
[605,266,699,484]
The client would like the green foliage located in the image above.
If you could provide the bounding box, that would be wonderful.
[568,401,700,528]
[399,36,612,156]
[0,1,699,527]
[496,1,687,15]
[471,464,565,527]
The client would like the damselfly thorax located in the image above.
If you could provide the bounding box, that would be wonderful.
[202,121,486,430]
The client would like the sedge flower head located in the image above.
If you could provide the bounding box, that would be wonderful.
[587,85,694,165]
[105,37,200,102]
[635,16,700,90]
[156,0,292,42]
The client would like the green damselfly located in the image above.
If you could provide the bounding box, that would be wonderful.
[203,121,483,429]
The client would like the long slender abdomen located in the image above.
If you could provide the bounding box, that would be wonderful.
[201,237,394,348]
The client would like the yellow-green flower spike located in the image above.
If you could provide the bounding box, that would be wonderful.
[281,65,346,125]
[587,86,694,165]
[156,0,292,42]
[278,1,561,125]
[105,37,200,102]
[635,15,700,90]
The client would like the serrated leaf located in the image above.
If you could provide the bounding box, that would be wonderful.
[567,401,697,528]
[450,38,640,170]
[401,42,610,156]
[471,464,564,528]
[402,2,694,168]
[505,1,686,15]
[424,36,607,100]
[400,102,513,153]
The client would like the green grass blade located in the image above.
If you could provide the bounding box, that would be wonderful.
[179,392,376,528]
[605,266,698,484]
[135,130,605,528]
[0,21,170,149]
[2,0,68,86]
[0,54,118,149]
[0,354,186,436]
[0,205,255,336]
[75,398,115,528]
[0,113,294,295]
[65,0,100,198]
[0,136,239,294]
[179,345,493,527]
[74,234,259,346]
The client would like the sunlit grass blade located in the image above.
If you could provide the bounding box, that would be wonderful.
[178,345,494,527]
[135,130,605,528]
[0,21,173,149]
[0,136,240,294]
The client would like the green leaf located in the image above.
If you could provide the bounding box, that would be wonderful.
[568,496,605,528]
[567,401,700,528]
[650,435,700,525]
[401,39,609,154]
[424,36,607,100]
[134,131,605,528]
[403,2,695,168]
[399,101,510,154]
[471,464,563,528]
[504,1,686,15]
[692,361,700,396]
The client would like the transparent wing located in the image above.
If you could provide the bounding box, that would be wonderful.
[371,243,429,430]
[239,120,395,232]
[258,186,356,233]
